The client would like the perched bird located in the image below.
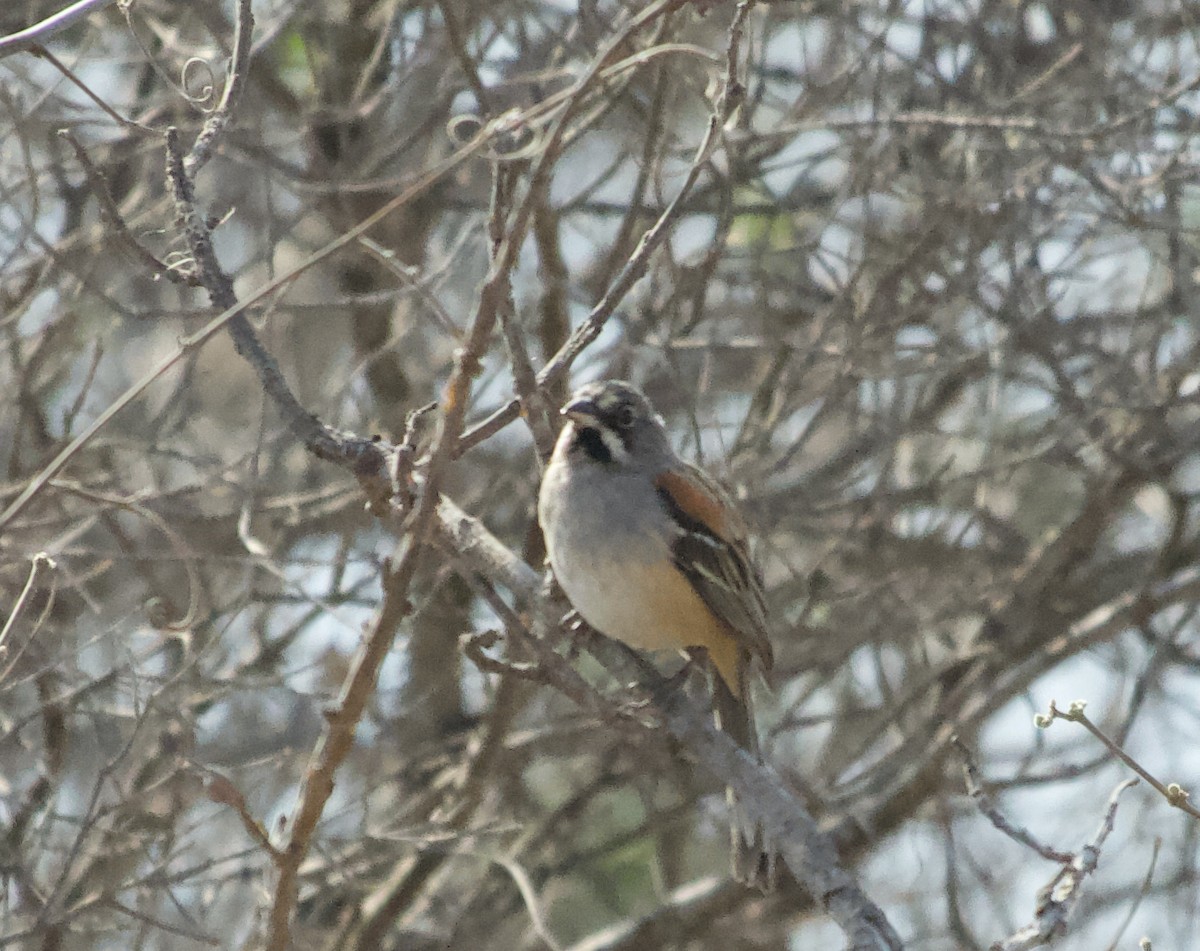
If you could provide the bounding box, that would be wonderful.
[537,379,775,887]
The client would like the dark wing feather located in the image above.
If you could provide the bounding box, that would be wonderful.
[656,463,778,890]
[654,465,773,672]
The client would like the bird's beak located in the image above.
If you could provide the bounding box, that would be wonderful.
[562,397,602,425]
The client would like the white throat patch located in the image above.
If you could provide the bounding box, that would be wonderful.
[596,425,628,464]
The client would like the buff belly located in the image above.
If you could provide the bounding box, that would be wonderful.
[538,454,743,693]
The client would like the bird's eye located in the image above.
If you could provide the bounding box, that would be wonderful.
[616,405,637,429]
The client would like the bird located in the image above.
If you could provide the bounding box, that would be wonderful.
[537,379,775,888]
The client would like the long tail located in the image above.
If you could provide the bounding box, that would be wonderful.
[712,662,776,890]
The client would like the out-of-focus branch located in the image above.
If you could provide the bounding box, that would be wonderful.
[0,98,492,536]
[185,0,254,176]
[0,0,116,59]
[955,739,1074,863]
[0,552,55,669]
[456,0,754,457]
[58,131,198,285]
[567,876,744,951]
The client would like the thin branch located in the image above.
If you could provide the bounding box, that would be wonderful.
[489,854,565,951]
[59,130,196,283]
[264,528,425,951]
[457,0,754,457]
[567,877,743,951]
[0,0,116,59]
[437,0,493,114]
[0,116,492,534]
[0,553,55,663]
[1037,699,1200,820]
[34,45,154,131]
[433,492,904,951]
[460,629,545,683]
[185,0,254,175]
[954,738,1074,863]
[990,779,1138,951]
[264,96,534,940]
[197,767,281,860]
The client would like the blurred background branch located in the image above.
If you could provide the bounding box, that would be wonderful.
[1,0,1197,948]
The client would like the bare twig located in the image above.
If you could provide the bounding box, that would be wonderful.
[954,738,1074,863]
[460,629,544,682]
[433,492,904,951]
[58,130,197,284]
[0,549,55,662]
[458,0,755,457]
[488,854,565,951]
[185,0,254,175]
[0,0,116,59]
[197,767,281,860]
[1037,700,1200,820]
[535,3,744,390]
[990,779,1138,951]
[264,531,426,950]
[0,116,493,535]
[595,633,902,951]
[264,96,534,940]
[437,0,493,115]
[567,876,743,951]
[33,45,154,131]
[356,237,463,339]
[488,165,557,462]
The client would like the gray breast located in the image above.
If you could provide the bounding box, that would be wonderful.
[538,457,674,639]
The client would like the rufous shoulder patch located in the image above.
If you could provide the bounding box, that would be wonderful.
[655,469,732,543]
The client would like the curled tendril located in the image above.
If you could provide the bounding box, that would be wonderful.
[162,251,196,280]
[181,56,219,111]
[446,109,545,162]
[443,43,720,164]
[446,113,484,145]
[482,109,544,161]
